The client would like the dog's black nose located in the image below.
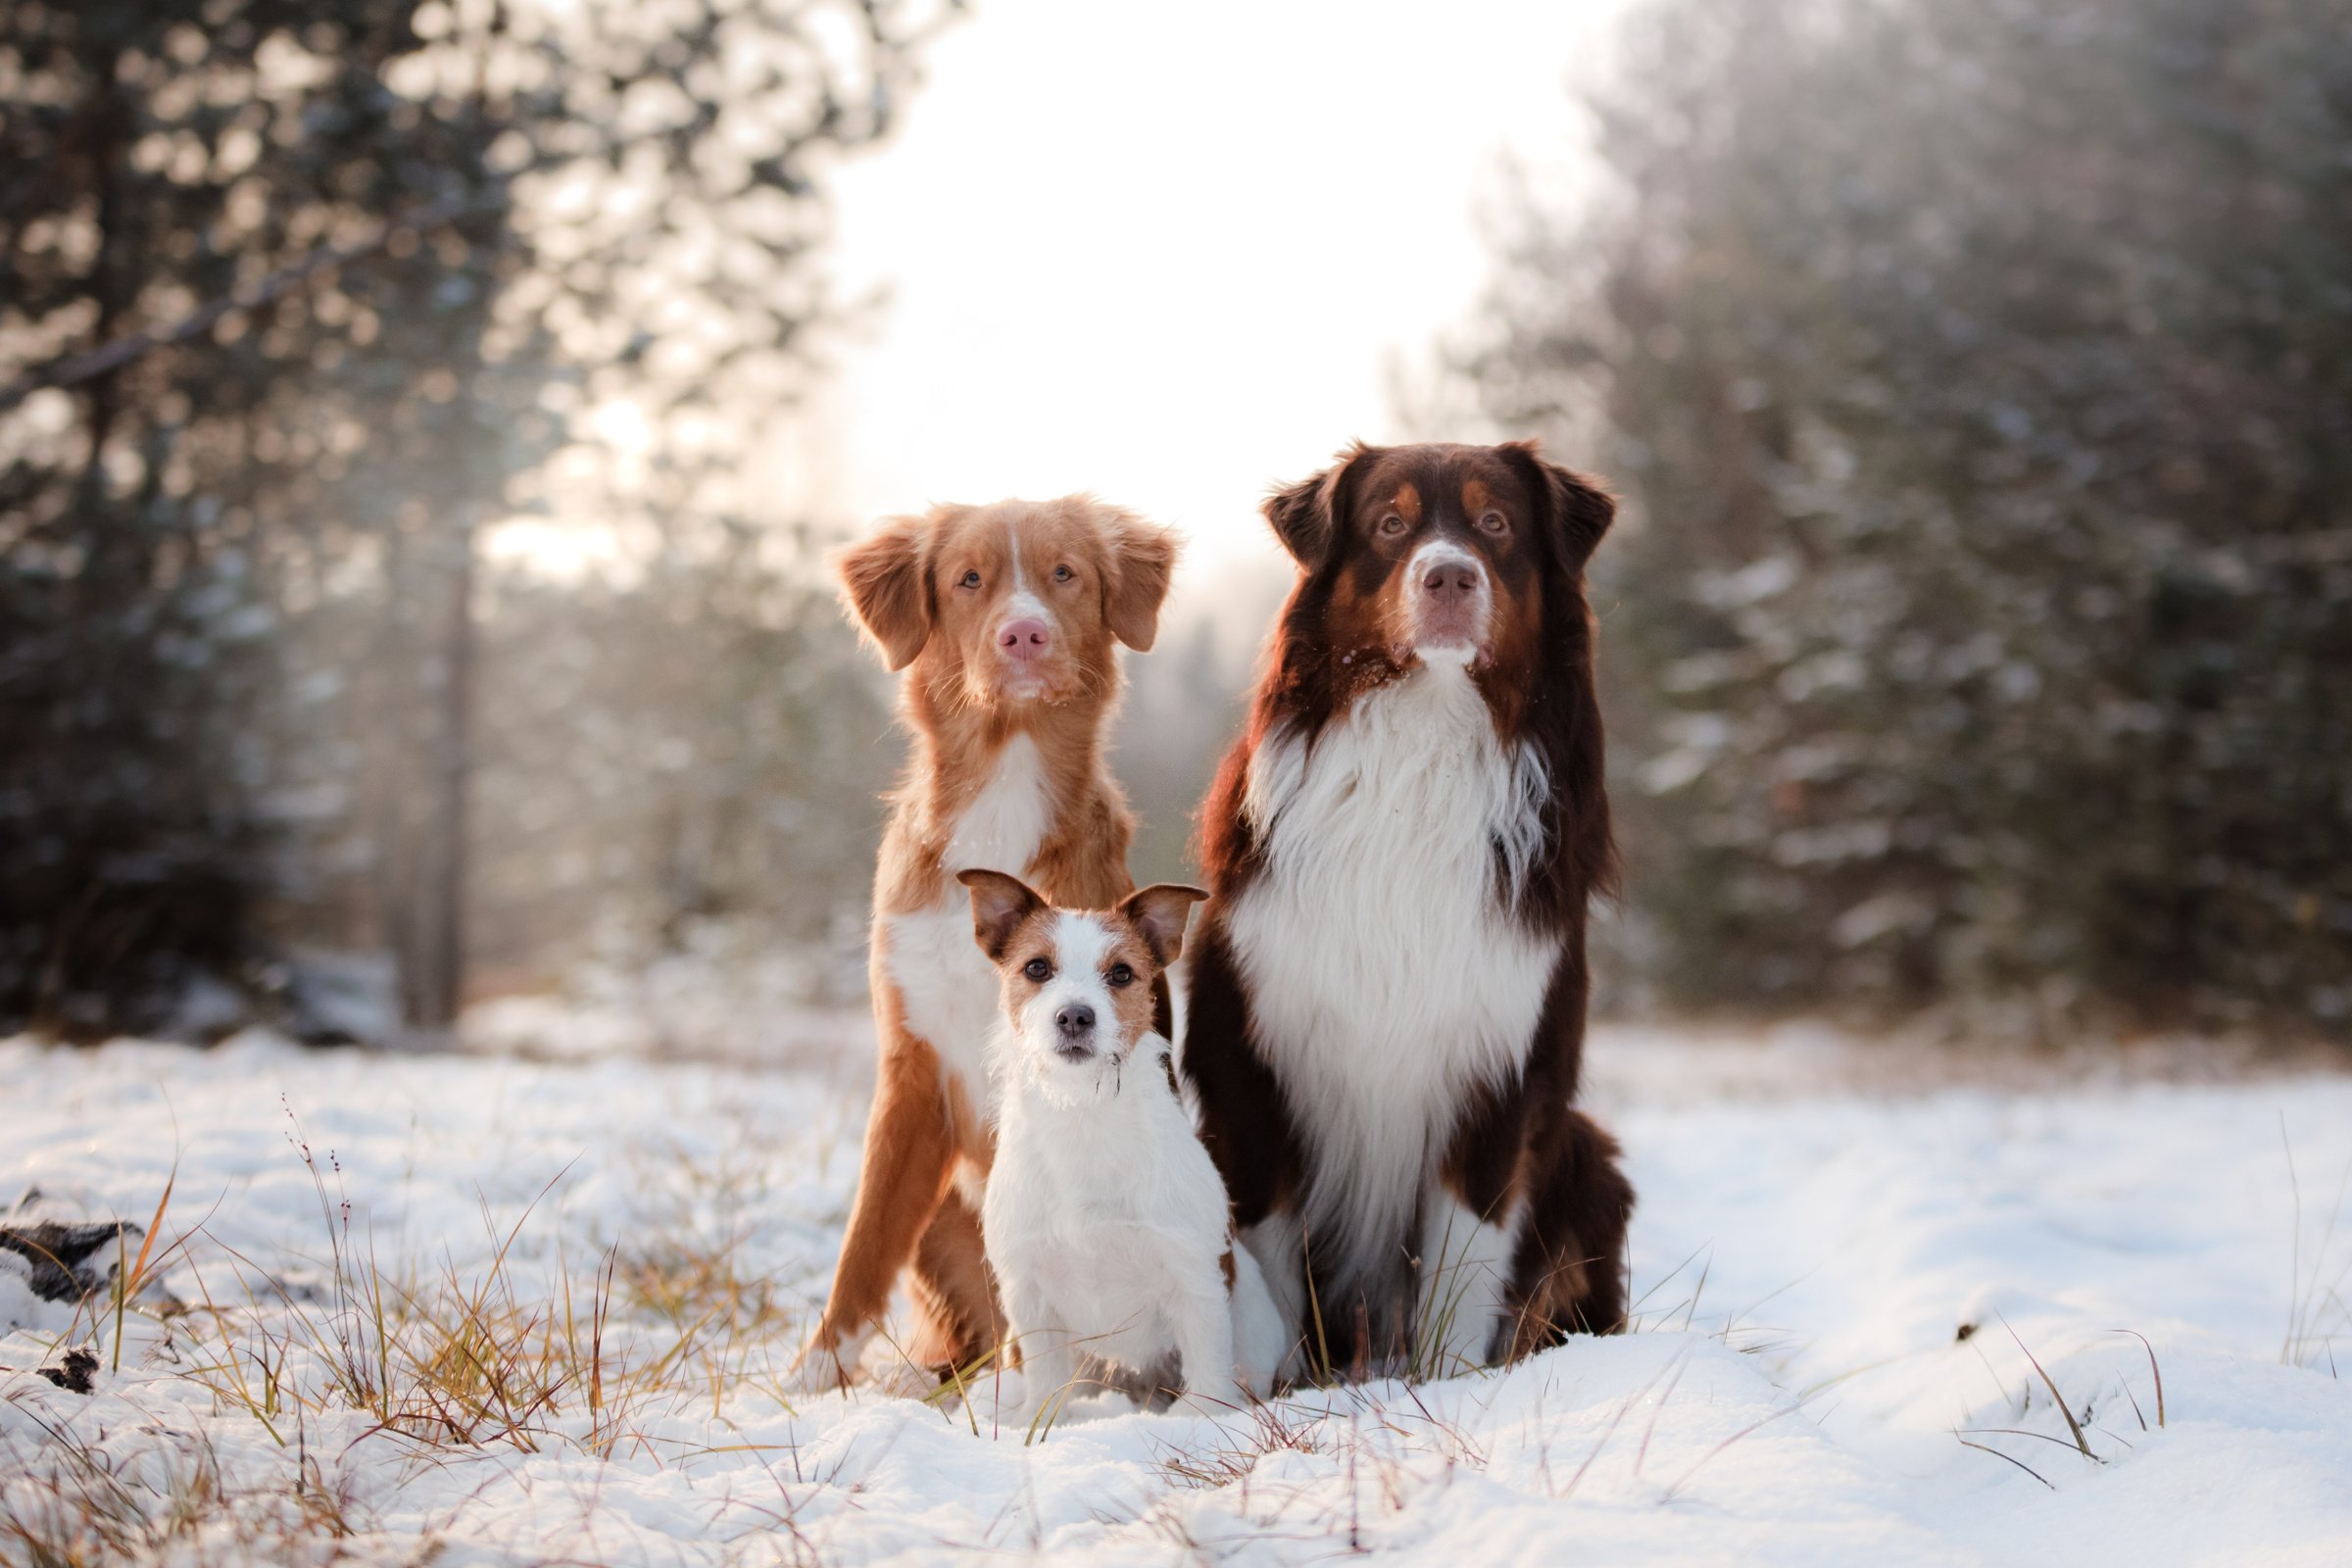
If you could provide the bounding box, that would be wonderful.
[1054,1003,1095,1038]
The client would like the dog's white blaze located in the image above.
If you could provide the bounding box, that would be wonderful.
[1415,1191,1518,1373]
[890,735,1053,1090]
[1003,912,1129,1109]
[1046,908,1113,979]
[1227,662,1559,1300]
[1003,520,1054,631]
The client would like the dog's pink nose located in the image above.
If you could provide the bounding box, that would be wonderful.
[1422,562,1480,603]
[997,617,1051,658]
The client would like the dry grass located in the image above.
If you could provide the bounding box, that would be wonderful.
[1947,1315,2177,1492]
[0,1110,836,1568]
[2280,1120,2352,1373]
[173,1114,816,1461]
[0,1413,410,1568]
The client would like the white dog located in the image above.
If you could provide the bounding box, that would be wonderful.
[958,868,1289,1427]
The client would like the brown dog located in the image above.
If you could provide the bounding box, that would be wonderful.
[1183,441,1634,1377]
[789,496,1179,1391]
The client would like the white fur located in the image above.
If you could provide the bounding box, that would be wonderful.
[943,734,1050,875]
[995,521,1056,700]
[984,913,1280,1426]
[1238,1210,1310,1382]
[888,735,1052,1089]
[1225,662,1560,1328]
[1414,1192,1518,1375]
[1006,518,1030,597]
[785,1319,878,1394]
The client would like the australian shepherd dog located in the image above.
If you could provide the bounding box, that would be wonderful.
[1182,441,1636,1377]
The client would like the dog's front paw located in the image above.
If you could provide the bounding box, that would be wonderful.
[1177,1379,1249,1418]
[784,1330,858,1397]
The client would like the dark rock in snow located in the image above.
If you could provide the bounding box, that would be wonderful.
[33,1348,99,1395]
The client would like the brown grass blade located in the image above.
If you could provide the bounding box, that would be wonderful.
[1998,1313,2097,1461]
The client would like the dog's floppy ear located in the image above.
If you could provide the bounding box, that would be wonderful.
[1262,443,1371,571]
[1118,883,1208,967]
[958,868,1046,960]
[835,511,941,670]
[1501,440,1615,573]
[1090,502,1181,653]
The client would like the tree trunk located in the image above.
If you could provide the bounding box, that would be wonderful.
[401,509,475,1035]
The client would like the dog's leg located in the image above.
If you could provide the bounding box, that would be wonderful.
[1227,1245,1291,1397]
[1171,1274,1245,1415]
[906,1180,1004,1374]
[789,1032,957,1393]
[1007,1299,1078,1434]
[1413,1187,1518,1376]
[1238,1210,1310,1382]
[1504,1108,1634,1355]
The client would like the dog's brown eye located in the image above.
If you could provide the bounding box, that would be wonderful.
[958,569,982,589]
[1106,962,1134,987]
[1022,956,1053,982]
[1478,511,1508,534]
[1053,564,1074,583]
[1379,514,1407,536]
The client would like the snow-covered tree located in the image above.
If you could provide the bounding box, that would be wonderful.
[1474,0,2352,1034]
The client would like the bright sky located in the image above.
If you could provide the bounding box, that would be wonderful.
[806,0,1615,614]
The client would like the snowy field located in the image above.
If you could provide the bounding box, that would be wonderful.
[4,1023,2350,1566]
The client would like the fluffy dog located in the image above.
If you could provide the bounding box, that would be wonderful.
[1184,441,1636,1377]
[960,868,1287,1425]
[790,497,1178,1392]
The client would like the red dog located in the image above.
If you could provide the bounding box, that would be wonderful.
[1182,441,1634,1376]
[791,496,1178,1392]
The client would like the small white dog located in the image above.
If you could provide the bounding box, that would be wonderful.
[958,868,1289,1427]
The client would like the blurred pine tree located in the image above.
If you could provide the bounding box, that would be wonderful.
[0,0,946,1038]
[1474,0,2352,1036]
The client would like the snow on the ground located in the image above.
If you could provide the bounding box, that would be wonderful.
[3,1024,2350,1566]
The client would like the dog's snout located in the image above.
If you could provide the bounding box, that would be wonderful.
[1421,561,1480,601]
[1054,1003,1095,1038]
[997,617,1051,658]
[1406,544,1491,655]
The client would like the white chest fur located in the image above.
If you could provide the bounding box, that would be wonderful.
[984,1034,1233,1312]
[1224,663,1560,1290]
[885,735,1053,1089]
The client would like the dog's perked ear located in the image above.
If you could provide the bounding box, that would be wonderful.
[958,868,1046,960]
[1093,503,1181,652]
[1262,443,1372,571]
[1500,440,1615,574]
[835,511,946,670]
[1118,883,1208,967]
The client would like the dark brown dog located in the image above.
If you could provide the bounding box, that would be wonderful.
[1182,440,1634,1376]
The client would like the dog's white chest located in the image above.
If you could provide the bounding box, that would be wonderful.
[886,736,1053,1088]
[940,734,1050,876]
[1224,664,1560,1281]
[984,1050,1233,1360]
